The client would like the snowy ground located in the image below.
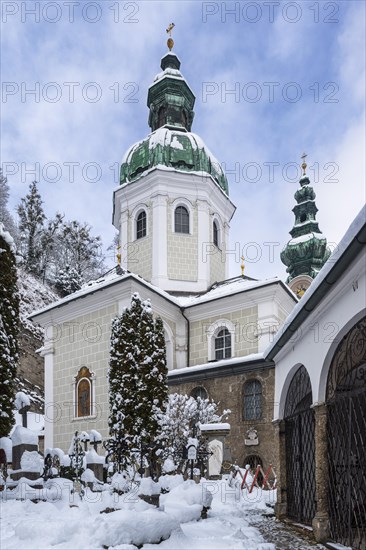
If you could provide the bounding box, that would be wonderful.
[0,477,324,550]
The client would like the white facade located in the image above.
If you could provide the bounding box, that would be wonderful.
[271,206,366,419]
[113,167,236,293]
[31,271,296,451]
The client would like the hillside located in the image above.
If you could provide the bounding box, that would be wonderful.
[16,268,60,413]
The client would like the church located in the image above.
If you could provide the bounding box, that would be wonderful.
[30,38,366,549]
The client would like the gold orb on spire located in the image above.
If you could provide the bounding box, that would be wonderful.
[241,255,245,278]
[166,22,175,51]
[301,152,308,176]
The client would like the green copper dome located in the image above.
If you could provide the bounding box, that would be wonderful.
[119,51,229,195]
[120,127,229,193]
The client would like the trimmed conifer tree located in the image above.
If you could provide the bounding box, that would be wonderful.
[148,316,168,433]
[108,293,168,472]
[0,224,19,437]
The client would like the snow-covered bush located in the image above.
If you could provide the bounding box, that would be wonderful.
[157,393,230,471]
[15,391,30,411]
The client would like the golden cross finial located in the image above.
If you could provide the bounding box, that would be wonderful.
[166,22,175,51]
[166,22,175,36]
[241,256,245,278]
[301,152,307,176]
[116,245,121,266]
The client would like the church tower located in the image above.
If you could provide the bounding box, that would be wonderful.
[281,154,331,297]
[113,34,236,294]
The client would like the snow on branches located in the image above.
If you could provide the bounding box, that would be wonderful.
[108,293,168,470]
[0,225,19,436]
[157,393,230,469]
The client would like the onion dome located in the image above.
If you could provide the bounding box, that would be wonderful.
[120,127,228,193]
[119,48,229,194]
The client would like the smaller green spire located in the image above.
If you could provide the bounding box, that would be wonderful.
[281,154,331,285]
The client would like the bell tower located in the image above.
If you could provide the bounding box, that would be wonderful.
[113,30,236,294]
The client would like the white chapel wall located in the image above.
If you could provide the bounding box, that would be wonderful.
[274,251,366,420]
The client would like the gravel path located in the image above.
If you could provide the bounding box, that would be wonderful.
[246,509,327,550]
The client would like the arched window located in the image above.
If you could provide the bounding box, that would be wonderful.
[174,206,189,234]
[243,454,262,470]
[215,328,231,360]
[190,386,208,400]
[136,210,147,239]
[243,380,262,420]
[207,320,235,361]
[213,220,219,247]
[74,367,94,418]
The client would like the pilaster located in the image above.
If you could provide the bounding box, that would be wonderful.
[273,419,287,519]
[312,402,330,542]
[151,194,168,286]
[39,337,55,450]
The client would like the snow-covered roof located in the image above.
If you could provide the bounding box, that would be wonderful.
[265,204,366,360]
[176,276,286,307]
[161,51,181,63]
[30,267,192,320]
[153,67,184,82]
[29,268,132,318]
[287,232,325,246]
[121,128,226,182]
[199,423,230,431]
[168,352,264,378]
[148,72,189,89]
[30,264,289,321]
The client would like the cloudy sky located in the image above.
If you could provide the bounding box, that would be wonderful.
[2,0,365,281]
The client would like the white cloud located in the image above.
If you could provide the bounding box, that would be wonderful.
[2,1,365,281]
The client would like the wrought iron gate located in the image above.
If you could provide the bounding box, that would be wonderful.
[284,365,316,525]
[327,317,366,550]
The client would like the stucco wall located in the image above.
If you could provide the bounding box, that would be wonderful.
[209,217,226,285]
[52,304,118,451]
[167,203,198,281]
[189,306,258,366]
[127,206,153,282]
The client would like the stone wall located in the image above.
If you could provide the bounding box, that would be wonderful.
[169,366,279,470]
[189,306,258,366]
[17,326,44,413]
